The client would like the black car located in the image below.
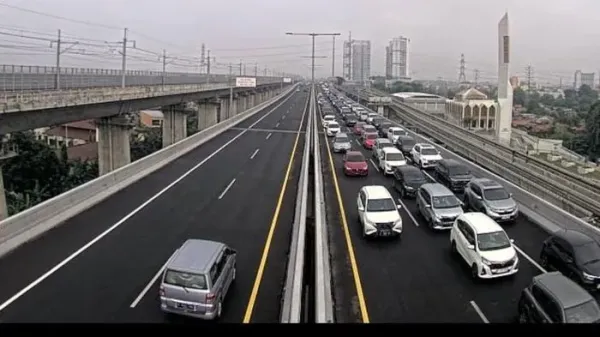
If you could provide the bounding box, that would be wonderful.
[434,159,473,192]
[345,117,358,127]
[540,229,600,291]
[395,135,416,156]
[392,166,428,198]
[518,271,600,323]
[372,118,384,128]
[379,125,393,138]
[377,122,392,132]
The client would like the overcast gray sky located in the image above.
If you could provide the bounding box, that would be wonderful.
[0,0,596,84]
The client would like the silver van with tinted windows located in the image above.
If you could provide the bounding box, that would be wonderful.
[160,239,237,320]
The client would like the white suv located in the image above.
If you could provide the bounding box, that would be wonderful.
[325,121,340,137]
[450,212,519,279]
[410,143,443,169]
[356,185,403,238]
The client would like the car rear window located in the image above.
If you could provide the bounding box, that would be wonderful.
[565,300,600,323]
[164,269,208,290]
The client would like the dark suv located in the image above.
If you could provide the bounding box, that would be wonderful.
[395,135,416,157]
[540,230,600,291]
[434,159,473,192]
[392,166,428,198]
[518,271,600,323]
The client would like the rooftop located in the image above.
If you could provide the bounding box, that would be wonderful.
[167,239,224,274]
[454,87,489,101]
[392,92,445,100]
[462,212,502,233]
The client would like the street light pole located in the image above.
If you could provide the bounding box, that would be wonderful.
[285,32,340,84]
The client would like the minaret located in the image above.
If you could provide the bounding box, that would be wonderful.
[496,13,513,145]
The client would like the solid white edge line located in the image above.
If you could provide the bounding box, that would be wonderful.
[129,257,171,308]
[218,178,236,200]
[369,159,379,172]
[0,89,296,314]
[250,148,260,160]
[470,300,490,323]
[266,133,272,139]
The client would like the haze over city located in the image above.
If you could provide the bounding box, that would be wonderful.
[0,0,596,83]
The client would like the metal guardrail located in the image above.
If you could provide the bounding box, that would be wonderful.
[0,64,282,91]
[280,87,311,323]
[312,85,334,323]
[0,84,299,258]
[366,87,600,217]
[0,81,283,113]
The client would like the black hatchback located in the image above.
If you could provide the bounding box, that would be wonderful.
[540,229,600,291]
[392,166,428,198]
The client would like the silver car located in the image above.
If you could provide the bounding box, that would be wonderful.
[160,239,237,320]
[416,183,464,230]
[463,178,518,222]
[333,132,352,153]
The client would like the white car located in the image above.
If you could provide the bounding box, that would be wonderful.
[410,143,443,169]
[450,212,519,280]
[378,147,407,175]
[366,112,379,124]
[357,185,403,238]
[387,126,406,143]
[325,121,340,137]
[322,115,335,127]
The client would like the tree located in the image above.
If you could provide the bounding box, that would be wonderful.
[513,87,526,106]
[586,101,600,162]
[130,127,162,161]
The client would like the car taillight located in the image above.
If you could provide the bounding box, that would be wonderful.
[159,287,165,297]
[206,293,216,304]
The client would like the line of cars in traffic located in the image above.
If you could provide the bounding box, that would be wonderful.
[319,83,600,323]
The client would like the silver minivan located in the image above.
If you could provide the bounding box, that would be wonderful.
[416,183,464,230]
[160,239,237,320]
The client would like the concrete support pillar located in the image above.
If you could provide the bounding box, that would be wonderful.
[162,105,188,148]
[198,102,219,131]
[237,95,245,113]
[248,94,256,109]
[97,116,132,176]
[230,97,238,116]
[220,99,229,120]
[0,165,7,221]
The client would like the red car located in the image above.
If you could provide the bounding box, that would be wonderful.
[353,122,366,135]
[361,125,377,137]
[343,151,368,176]
[362,133,378,149]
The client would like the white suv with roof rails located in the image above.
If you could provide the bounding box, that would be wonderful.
[450,212,519,280]
[410,143,443,169]
[378,147,407,175]
[356,185,403,238]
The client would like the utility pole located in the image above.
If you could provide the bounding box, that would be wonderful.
[331,35,336,78]
[264,68,267,76]
[286,32,340,84]
[474,69,480,85]
[200,43,206,74]
[229,63,234,117]
[162,49,167,87]
[121,28,128,88]
[525,65,534,91]
[254,63,258,77]
[206,50,211,84]
[239,60,243,76]
[52,29,79,90]
[458,53,466,84]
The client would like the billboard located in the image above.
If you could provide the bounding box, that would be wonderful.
[283,77,292,83]
[236,77,257,87]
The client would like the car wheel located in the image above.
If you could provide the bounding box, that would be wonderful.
[232,265,236,281]
[463,196,470,210]
[400,187,406,198]
[450,241,457,254]
[216,300,223,319]
[471,264,479,280]
[540,253,548,268]
[518,310,528,324]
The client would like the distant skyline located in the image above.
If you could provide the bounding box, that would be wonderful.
[0,0,596,84]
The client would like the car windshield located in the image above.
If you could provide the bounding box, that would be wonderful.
[325,116,334,120]
[328,122,339,128]
[366,198,397,212]
[432,195,460,209]
[164,269,207,290]
[449,165,470,176]
[366,133,377,140]
[335,136,349,142]
[421,148,438,156]
[404,171,426,183]
[477,231,512,251]
[380,143,394,149]
[575,242,600,265]
[565,300,600,323]
[401,139,416,147]
[346,153,365,162]
[364,126,376,132]
[386,153,404,161]
[392,129,404,135]
[483,187,511,201]
[356,122,366,127]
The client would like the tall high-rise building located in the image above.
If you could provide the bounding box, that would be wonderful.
[342,39,371,83]
[496,13,513,146]
[385,36,410,79]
